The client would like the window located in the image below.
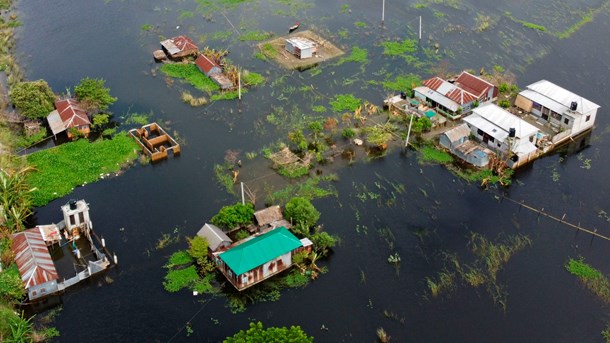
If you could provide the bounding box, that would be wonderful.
[69,214,75,226]
[78,212,85,224]
[532,102,542,111]
[529,136,534,142]
[497,143,501,147]
[489,137,495,143]
[477,129,484,136]
[550,111,562,121]
[564,118,570,125]
[586,115,591,122]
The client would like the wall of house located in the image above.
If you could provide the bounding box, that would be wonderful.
[29,280,59,300]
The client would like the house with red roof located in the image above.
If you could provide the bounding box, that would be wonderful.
[413,71,498,120]
[160,35,198,59]
[195,54,234,90]
[46,98,91,139]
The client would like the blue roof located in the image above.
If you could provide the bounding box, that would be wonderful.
[219,227,303,275]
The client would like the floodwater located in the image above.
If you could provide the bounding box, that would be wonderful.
[12,0,610,341]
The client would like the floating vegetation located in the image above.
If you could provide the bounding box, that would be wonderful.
[211,30,234,41]
[425,232,532,311]
[330,94,362,112]
[381,38,417,57]
[504,12,546,32]
[354,21,367,28]
[565,257,610,303]
[160,63,220,93]
[267,174,338,205]
[214,163,237,195]
[381,74,421,92]
[141,24,153,31]
[181,91,208,106]
[156,230,181,250]
[337,46,368,65]
[239,30,273,41]
[123,112,150,126]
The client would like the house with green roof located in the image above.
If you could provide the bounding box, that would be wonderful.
[215,227,312,291]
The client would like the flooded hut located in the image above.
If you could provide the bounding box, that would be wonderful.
[159,35,198,59]
[440,124,493,168]
[254,205,292,231]
[195,54,234,90]
[196,223,233,257]
[216,227,312,291]
[285,37,317,59]
[46,98,90,140]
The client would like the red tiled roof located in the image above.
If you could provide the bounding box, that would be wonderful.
[55,99,90,129]
[12,228,59,288]
[454,71,495,98]
[195,54,220,74]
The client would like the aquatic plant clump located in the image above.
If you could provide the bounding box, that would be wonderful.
[26,132,139,206]
[565,257,610,303]
[160,63,220,93]
[330,94,362,112]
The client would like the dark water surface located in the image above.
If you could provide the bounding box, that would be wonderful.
[12,0,610,342]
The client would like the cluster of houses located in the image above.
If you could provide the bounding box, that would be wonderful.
[196,205,312,291]
[388,71,600,169]
[10,200,114,301]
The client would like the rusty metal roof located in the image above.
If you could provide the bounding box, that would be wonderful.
[423,76,478,105]
[195,54,220,74]
[160,36,198,56]
[50,99,90,133]
[454,71,495,98]
[12,228,59,288]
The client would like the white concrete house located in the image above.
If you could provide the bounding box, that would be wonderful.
[515,80,600,138]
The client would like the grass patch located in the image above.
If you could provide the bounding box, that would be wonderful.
[211,90,241,101]
[214,163,236,194]
[381,74,421,92]
[160,63,220,93]
[165,251,194,268]
[211,30,233,41]
[354,21,367,28]
[26,132,139,206]
[418,146,453,164]
[163,265,200,292]
[141,24,153,31]
[267,174,338,205]
[381,38,417,56]
[124,112,150,126]
[566,257,610,302]
[241,71,264,86]
[337,46,368,65]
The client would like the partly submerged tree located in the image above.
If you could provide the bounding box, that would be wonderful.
[8,80,56,120]
[284,197,320,230]
[74,77,117,112]
[224,321,313,343]
[210,203,254,229]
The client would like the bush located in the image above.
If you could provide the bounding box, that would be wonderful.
[342,127,356,139]
[163,265,200,292]
[498,99,511,108]
[224,321,313,343]
[210,203,254,229]
[0,264,26,303]
[74,77,117,112]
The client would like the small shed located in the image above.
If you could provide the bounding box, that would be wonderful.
[47,99,91,140]
[285,37,317,59]
[12,228,60,301]
[160,36,198,59]
[454,140,493,168]
[195,54,222,77]
[253,205,292,230]
[210,73,234,90]
[439,123,470,150]
[197,223,233,254]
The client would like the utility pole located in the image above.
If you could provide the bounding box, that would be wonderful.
[382,0,385,26]
[241,182,245,205]
[238,68,241,100]
[405,114,414,148]
[419,16,422,41]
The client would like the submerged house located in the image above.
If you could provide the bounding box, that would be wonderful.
[285,37,317,59]
[440,123,493,168]
[47,99,91,139]
[194,54,234,90]
[12,228,60,301]
[196,223,233,257]
[215,227,312,291]
[515,80,601,142]
[160,36,198,59]
[463,103,540,168]
[10,200,113,302]
[414,71,498,120]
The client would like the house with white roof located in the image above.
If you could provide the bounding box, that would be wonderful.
[515,80,600,140]
[463,103,540,168]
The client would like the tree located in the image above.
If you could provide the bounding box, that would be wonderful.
[187,235,215,272]
[8,80,56,120]
[284,197,320,229]
[210,203,254,229]
[74,77,117,112]
[224,321,313,343]
[310,231,337,256]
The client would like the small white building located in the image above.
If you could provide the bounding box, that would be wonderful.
[515,80,600,138]
[285,37,317,59]
[463,103,540,167]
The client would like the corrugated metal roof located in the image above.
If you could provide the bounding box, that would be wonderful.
[219,227,302,275]
[422,76,477,105]
[47,110,66,135]
[525,80,600,115]
[286,37,316,50]
[55,99,90,129]
[254,205,283,226]
[197,223,232,251]
[195,54,220,74]
[471,104,539,139]
[454,71,494,97]
[442,123,470,143]
[414,86,459,111]
[161,36,198,55]
[12,228,59,289]
[463,114,508,142]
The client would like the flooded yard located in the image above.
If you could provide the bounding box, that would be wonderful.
[12,0,610,341]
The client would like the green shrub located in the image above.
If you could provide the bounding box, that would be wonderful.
[163,265,200,292]
[284,197,320,229]
[330,94,361,112]
[342,127,356,139]
[160,63,220,93]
